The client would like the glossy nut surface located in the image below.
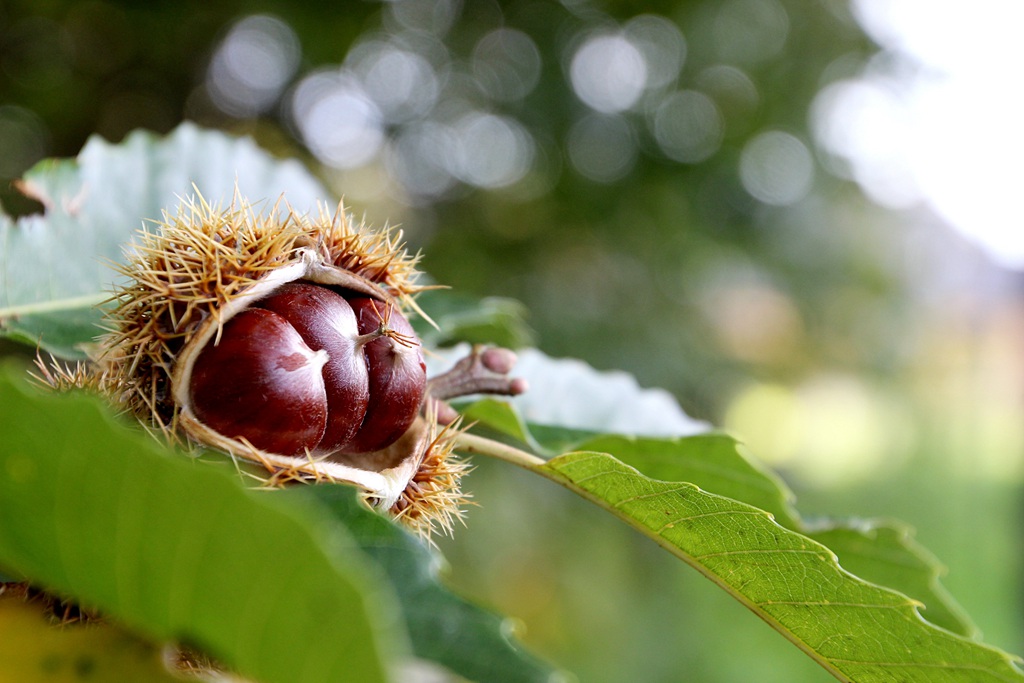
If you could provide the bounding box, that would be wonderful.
[344,296,427,453]
[189,308,329,455]
[188,283,427,457]
[256,283,370,452]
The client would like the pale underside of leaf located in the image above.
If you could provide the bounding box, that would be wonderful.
[0,123,329,358]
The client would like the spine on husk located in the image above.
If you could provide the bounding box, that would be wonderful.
[48,191,503,538]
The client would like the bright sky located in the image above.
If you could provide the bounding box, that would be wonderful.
[816,0,1024,269]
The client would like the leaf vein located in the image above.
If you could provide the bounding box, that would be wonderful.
[757,600,904,609]
[693,548,823,561]
[612,485,694,505]
[657,509,766,533]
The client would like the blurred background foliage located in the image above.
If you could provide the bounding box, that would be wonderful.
[1,1,1021,681]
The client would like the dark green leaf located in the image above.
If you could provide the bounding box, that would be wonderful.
[415,290,534,349]
[0,367,398,683]
[298,485,562,683]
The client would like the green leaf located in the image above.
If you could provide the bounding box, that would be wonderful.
[0,123,329,359]
[0,367,399,683]
[461,398,539,449]
[575,433,802,530]
[0,304,107,361]
[536,451,1023,682]
[0,598,183,683]
[459,410,986,665]
[461,380,980,640]
[806,521,979,639]
[298,485,562,683]
[414,290,534,350]
[576,434,980,639]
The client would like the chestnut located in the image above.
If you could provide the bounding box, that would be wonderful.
[255,282,370,452]
[189,308,329,456]
[75,191,525,537]
[189,281,429,459]
[345,296,427,453]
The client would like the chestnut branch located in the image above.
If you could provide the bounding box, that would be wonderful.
[453,431,546,469]
[426,345,528,424]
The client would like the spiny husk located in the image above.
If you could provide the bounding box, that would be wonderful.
[32,355,105,395]
[99,192,423,433]
[366,414,474,542]
[0,581,101,626]
[78,190,467,535]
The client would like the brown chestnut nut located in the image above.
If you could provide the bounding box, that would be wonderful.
[190,281,428,458]
[256,282,370,452]
[345,296,427,453]
[189,308,329,456]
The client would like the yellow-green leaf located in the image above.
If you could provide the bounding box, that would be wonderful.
[0,598,181,683]
[539,451,1023,682]
[464,395,979,638]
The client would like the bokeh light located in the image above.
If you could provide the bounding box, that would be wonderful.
[569,32,648,114]
[819,0,1024,267]
[696,280,804,364]
[812,78,919,208]
[447,112,535,189]
[739,130,814,205]
[472,28,542,102]
[695,64,759,138]
[384,121,458,200]
[711,0,789,65]
[206,15,300,117]
[346,39,440,124]
[385,0,461,36]
[623,14,687,91]
[289,70,384,170]
[567,114,637,183]
[725,375,914,488]
[650,90,723,163]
